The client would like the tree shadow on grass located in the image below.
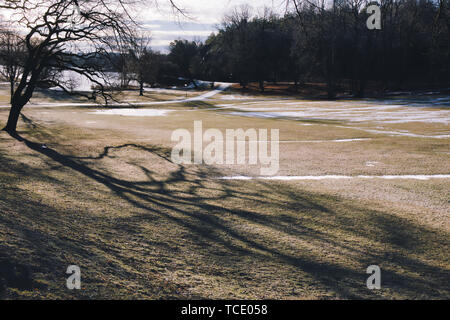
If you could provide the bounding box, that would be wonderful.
[1,130,449,299]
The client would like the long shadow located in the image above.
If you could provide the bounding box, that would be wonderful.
[0,146,206,299]
[3,131,450,299]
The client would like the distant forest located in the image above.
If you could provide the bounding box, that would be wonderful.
[134,0,449,98]
[1,0,449,98]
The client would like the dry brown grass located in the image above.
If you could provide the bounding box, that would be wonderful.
[0,90,449,299]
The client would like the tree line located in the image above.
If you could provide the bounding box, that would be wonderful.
[138,0,447,98]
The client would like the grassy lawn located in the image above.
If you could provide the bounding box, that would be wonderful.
[0,88,449,299]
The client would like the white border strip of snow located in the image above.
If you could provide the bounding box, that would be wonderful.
[279,138,371,143]
[219,175,450,181]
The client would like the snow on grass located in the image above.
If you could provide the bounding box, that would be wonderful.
[277,138,372,143]
[223,96,450,124]
[227,108,450,124]
[89,109,174,117]
[365,161,380,167]
[341,127,450,139]
[219,175,450,181]
[219,94,258,100]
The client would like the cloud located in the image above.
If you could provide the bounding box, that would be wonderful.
[139,1,286,51]
[141,19,216,52]
[0,1,286,53]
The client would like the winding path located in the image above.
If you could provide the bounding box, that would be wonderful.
[0,83,232,109]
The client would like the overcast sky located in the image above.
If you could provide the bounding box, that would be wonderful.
[0,0,287,53]
[140,0,287,52]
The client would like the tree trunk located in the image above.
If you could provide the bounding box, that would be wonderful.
[357,79,366,98]
[2,102,23,133]
[139,81,144,96]
[9,79,14,104]
[327,78,335,99]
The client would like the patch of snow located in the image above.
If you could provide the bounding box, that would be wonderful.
[219,175,450,181]
[89,109,174,117]
[276,138,371,143]
[222,96,450,125]
[220,94,257,100]
[353,128,450,139]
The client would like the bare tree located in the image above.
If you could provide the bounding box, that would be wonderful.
[129,31,152,96]
[0,27,25,103]
[0,0,181,134]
